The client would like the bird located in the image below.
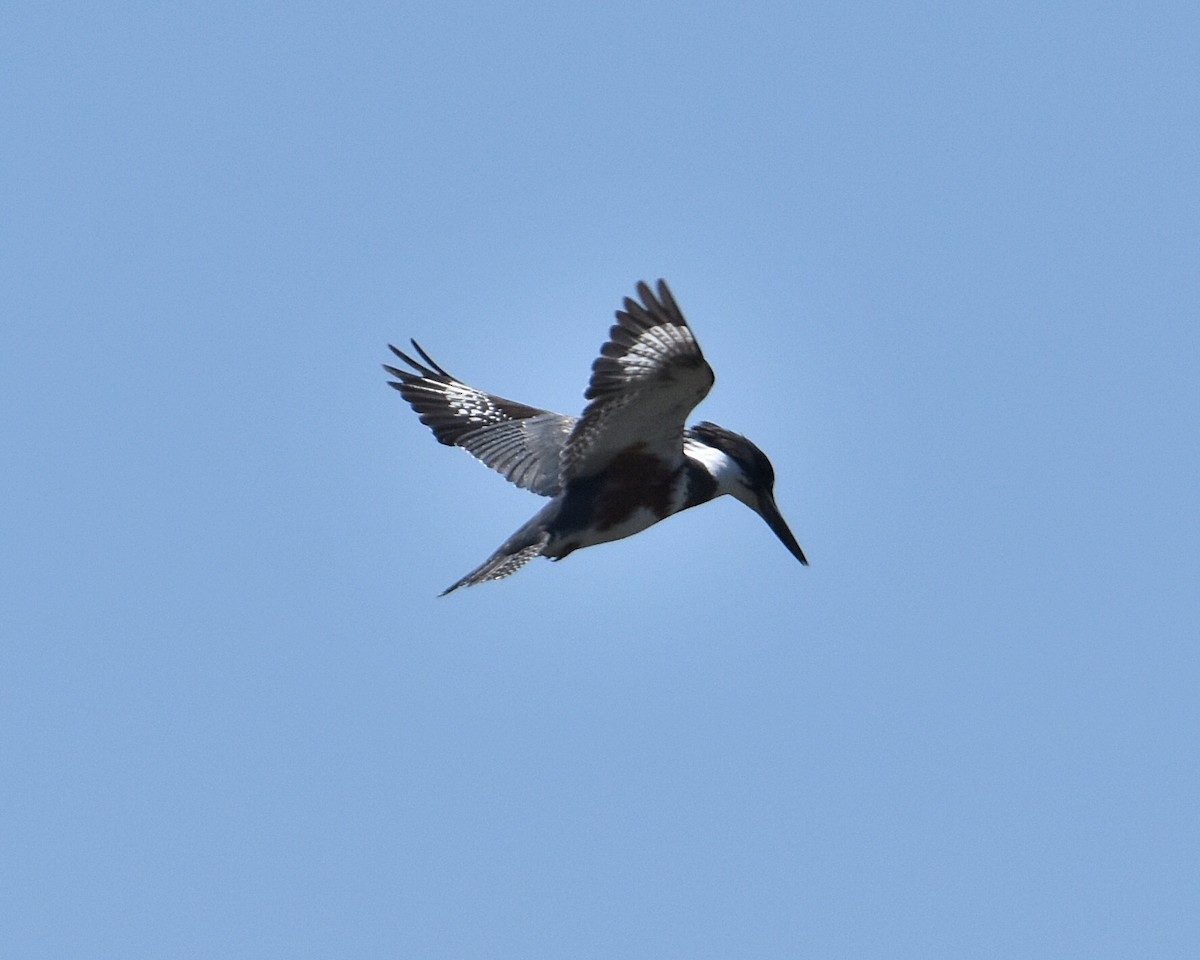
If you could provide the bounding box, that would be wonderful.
[384,279,808,595]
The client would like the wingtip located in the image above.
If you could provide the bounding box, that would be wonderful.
[655,278,678,312]
[382,361,411,385]
[410,339,444,374]
[626,278,683,323]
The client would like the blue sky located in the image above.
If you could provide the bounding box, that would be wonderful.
[3,0,1198,956]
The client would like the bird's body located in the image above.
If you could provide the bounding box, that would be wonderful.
[385,280,807,594]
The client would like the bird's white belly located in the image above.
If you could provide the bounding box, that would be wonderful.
[572,505,666,549]
[545,473,691,559]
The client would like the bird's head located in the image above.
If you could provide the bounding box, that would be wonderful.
[685,421,808,565]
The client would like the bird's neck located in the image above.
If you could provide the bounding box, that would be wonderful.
[681,441,743,509]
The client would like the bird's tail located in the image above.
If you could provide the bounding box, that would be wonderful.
[441,531,551,596]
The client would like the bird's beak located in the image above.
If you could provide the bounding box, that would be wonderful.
[756,493,808,565]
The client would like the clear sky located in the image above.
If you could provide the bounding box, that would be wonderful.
[3,0,1198,957]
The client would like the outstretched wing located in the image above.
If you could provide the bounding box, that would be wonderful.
[384,342,575,497]
[562,280,714,480]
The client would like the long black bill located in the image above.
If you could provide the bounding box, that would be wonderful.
[757,494,808,566]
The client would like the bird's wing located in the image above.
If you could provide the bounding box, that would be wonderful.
[385,341,575,497]
[562,280,715,481]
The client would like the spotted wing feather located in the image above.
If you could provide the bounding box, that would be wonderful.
[385,341,574,497]
[563,280,714,480]
[439,532,551,596]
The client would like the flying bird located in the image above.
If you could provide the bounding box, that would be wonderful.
[384,280,808,594]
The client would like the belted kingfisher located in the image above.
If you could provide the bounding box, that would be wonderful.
[385,280,808,594]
